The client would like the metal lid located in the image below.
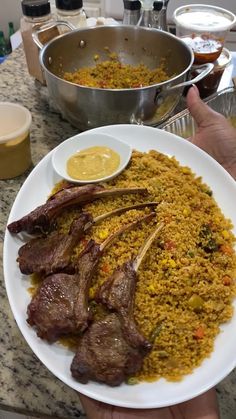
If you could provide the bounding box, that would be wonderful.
[153,1,163,12]
[55,0,83,10]
[123,0,141,11]
[21,0,51,17]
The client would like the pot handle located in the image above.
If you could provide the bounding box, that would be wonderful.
[155,62,214,107]
[32,21,75,50]
[168,62,214,92]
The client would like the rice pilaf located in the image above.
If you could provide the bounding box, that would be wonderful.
[63,60,170,89]
[54,149,236,382]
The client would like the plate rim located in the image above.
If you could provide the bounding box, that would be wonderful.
[3,124,236,409]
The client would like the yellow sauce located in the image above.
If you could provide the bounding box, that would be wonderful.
[67,146,120,180]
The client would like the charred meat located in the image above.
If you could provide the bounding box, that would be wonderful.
[27,213,155,343]
[7,184,147,234]
[17,202,158,277]
[71,313,146,386]
[18,213,92,276]
[96,261,150,350]
[27,240,101,342]
[71,222,163,386]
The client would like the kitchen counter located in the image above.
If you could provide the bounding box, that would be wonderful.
[0,46,236,419]
[0,46,85,419]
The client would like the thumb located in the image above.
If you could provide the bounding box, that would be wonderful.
[186,85,215,127]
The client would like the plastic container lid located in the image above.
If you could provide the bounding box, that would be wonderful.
[21,0,51,17]
[55,0,83,11]
[173,4,236,32]
[0,102,32,144]
[123,0,141,11]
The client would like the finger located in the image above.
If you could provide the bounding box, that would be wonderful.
[178,388,220,419]
[186,85,215,127]
[79,393,176,419]
[79,394,113,419]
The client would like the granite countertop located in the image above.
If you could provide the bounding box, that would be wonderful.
[0,46,85,419]
[0,46,235,419]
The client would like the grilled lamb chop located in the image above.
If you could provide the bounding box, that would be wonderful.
[27,240,100,342]
[18,213,92,276]
[17,202,158,277]
[70,313,146,386]
[27,213,155,342]
[7,184,147,235]
[71,222,163,386]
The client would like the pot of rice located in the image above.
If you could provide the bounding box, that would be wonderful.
[35,25,213,131]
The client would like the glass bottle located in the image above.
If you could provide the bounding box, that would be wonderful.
[55,0,87,29]
[123,0,141,26]
[0,31,7,57]
[6,22,15,54]
[20,0,59,83]
[137,0,153,28]
[8,22,15,38]
[155,0,169,32]
[152,1,164,30]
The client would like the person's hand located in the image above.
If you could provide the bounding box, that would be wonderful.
[186,85,236,179]
[79,388,219,419]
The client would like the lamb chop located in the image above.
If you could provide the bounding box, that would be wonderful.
[17,213,92,276]
[7,184,147,235]
[17,202,158,276]
[27,212,155,343]
[70,222,164,386]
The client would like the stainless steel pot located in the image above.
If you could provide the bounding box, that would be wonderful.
[35,24,213,131]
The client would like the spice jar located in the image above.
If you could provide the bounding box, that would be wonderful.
[20,0,59,84]
[152,1,164,30]
[138,0,154,28]
[55,0,87,30]
[123,0,141,26]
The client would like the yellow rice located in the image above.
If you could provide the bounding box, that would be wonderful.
[54,149,236,382]
[63,59,170,89]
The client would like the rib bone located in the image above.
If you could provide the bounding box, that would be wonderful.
[7,184,147,235]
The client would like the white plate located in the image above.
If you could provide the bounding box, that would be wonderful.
[51,132,132,184]
[3,125,236,409]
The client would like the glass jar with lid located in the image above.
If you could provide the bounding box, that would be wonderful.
[55,0,87,29]
[20,0,59,83]
[123,0,141,26]
[152,1,163,30]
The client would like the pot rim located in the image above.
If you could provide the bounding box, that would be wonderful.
[39,25,194,92]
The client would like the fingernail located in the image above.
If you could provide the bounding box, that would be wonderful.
[191,84,200,96]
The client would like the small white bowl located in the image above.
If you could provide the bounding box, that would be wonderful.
[51,132,132,184]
